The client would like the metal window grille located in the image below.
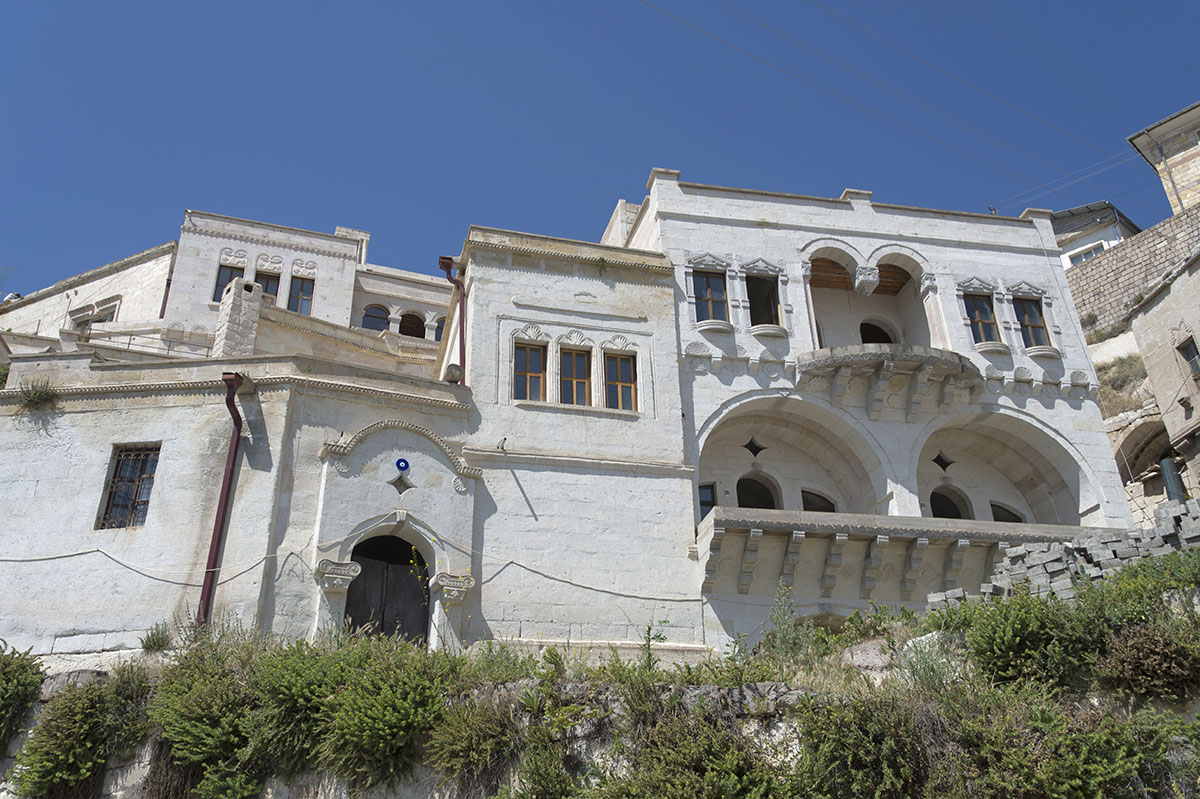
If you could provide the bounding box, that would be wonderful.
[98,445,160,529]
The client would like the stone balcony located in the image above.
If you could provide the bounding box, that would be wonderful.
[694,507,1108,620]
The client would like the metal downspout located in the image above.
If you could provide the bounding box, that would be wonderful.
[197,372,244,626]
[439,256,467,385]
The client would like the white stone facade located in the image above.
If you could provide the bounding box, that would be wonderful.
[0,170,1133,661]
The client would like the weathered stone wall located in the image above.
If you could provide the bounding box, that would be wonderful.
[929,499,1200,608]
[1066,204,1200,333]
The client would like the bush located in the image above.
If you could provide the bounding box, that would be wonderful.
[315,637,455,789]
[585,712,773,799]
[148,629,264,799]
[0,644,44,752]
[11,663,152,799]
[965,591,1084,685]
[514,724,576,799]
[425,700,520,794]
[1099,623,1200,700]
[139,622,172,653]
[790,696,926,799]
[17,380,59,411]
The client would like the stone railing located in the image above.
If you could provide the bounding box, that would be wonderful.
[695,507,1102,619]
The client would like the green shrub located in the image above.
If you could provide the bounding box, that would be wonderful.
[514,724,577,799]
[1099,623,1199,700]
[756,579,831,665]
[315,637,455,789]
[425,700,520,794]
[148,629,264,799]
[790,696,926,799]
[11,663,152,799]
[0,644,44,752]
[965,591,1084,685]
[17,380,59,411]
[139,622,172,653]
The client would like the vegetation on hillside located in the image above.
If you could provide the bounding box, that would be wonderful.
[1096,354,1149,417]
[6,549,1200,798]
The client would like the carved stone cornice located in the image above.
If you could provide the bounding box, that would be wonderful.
[181,223,356,260]
[320,420,481,478]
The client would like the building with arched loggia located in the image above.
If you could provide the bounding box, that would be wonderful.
[0,170,1132,662]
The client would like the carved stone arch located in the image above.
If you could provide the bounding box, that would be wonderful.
[323,509,450,575]
[865,243,931,275]
[796,237,866,269]
[687,252,731,270]
[320,420,481,478]
[601,334,636,351]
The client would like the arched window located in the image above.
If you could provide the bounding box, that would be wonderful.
[801,490,837,513]
[434,317,446,342]
[860,322,893,344]
[737,476,777,510]
[930,487,971,520]
[362,305,390,332]
[399,314,426,338]
[990,503,1024,523]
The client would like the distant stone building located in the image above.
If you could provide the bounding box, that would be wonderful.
[1064,100,1200,526]
[0,170,1131,664]
[1050,201,1140,273]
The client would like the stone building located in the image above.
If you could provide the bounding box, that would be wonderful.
[0,169,1131,662]
[1063,100,1200,526]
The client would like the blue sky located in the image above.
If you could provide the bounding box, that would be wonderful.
[2,1,1196,296]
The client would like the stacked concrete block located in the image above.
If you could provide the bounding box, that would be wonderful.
[928,500,1200,610]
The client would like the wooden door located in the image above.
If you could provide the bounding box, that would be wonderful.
[345,537,429,643]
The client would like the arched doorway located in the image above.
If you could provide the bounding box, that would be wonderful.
[929,486,972,519]
[344,536,429,642]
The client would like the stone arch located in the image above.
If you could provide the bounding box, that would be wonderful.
[1112,415,1171,484]
[798,237,866,272]
[865,244,930,280]
[320,420,481,478]
[398,312,426,339]
[697,391,891,514]
[912,409,1103,526]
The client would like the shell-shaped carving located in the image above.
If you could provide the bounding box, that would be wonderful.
[957,276,997,293]
[687,252,730,270]
[514,323,548,341]
[741,257,782,275]
[557,329,594,347]
[601,334,635,351]
[1069,370,1089,386]
[1013,366,1033,382]
[1006,280,1046,297]
[685,341,713,357]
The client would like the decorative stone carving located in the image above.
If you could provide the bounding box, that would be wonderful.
[738,529,763,594]
[821,533,849,598]
[331,459,350,474]
[1006,280,1046,297]
[956,276,997,294]
[315,559,361,593]
[291,259,318,277]
[853,264,879,294]
[684,341,713,357]
[557,329,593,347]
[919,273,937,296]
[219,247,249,267]
[256,253,284,272]
[514,323,549,342]
[687,252,731,270]
[601,334,635,351]
[434,572,476,603]
[452,477,468,494]
[741,257,783,275]
[799,259,813,280]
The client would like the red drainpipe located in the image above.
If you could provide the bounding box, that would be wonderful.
[439,256,466,385]
[197,372,244,627]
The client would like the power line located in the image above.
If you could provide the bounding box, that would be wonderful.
[803,0,1120,157]
[635,0,1091,208]
[990,151,1143,211]
[714,0,1159,216]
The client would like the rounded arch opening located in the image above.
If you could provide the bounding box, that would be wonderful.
[737,474,779,509]
[929,486,972,519]
[860,322,895,344]
[801,490,837,513]
[361,305,390,332]
[345,535,429,642]
[434,317,446,342]
[398,313,426,339]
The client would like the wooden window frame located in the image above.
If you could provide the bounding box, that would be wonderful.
[97,444,161,529]
[559,348,591,406]
[963,293,999,343]
[255,273,280,306]
[1180,337,1200,387]
[1013,297,1049,348]
[213,265,244,303]
[604,352,637,411]
[692,271,728,323]
[513,342,547,401]
[288,277,315,316]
